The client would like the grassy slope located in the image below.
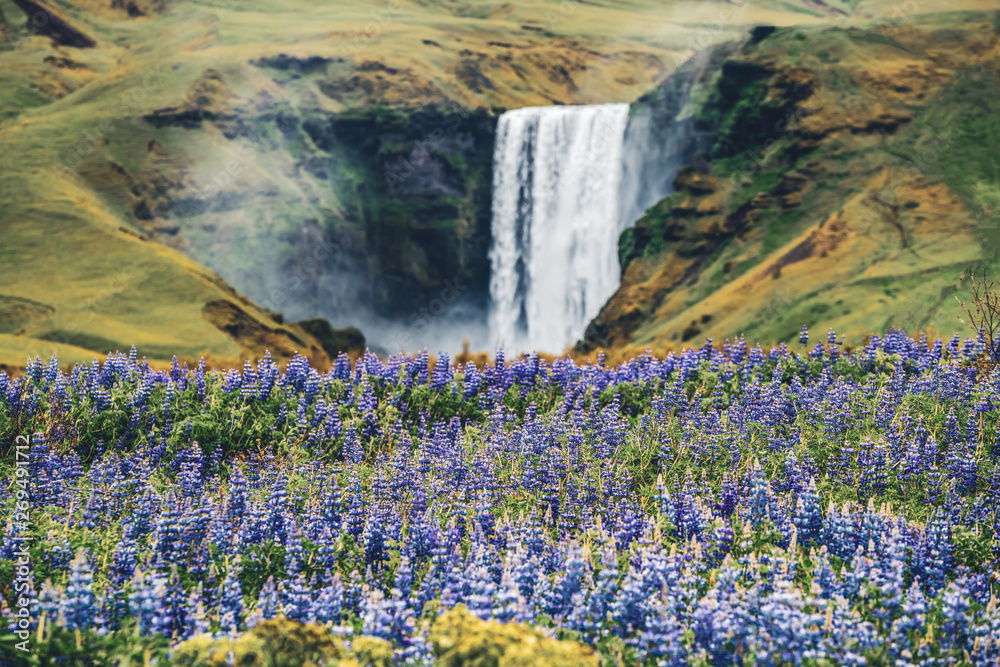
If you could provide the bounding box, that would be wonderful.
[0,0,845,369]
[581,11,1000,362]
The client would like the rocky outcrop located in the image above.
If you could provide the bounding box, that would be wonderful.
[11,0,96,47]
[297,318,365,359]
[202,300,331,369]
[617,45,738,230]
[310,105,497,317]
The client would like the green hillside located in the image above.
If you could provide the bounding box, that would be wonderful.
[580,10,1000,361]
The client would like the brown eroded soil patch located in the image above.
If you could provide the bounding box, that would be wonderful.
[202,300,331,370]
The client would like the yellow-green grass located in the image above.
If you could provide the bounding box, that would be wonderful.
[0,334,106,372]
[0,171,265,362]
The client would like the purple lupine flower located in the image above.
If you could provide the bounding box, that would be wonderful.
[61,550,95,632]
[282,573,315,624]
[217,557,245,636]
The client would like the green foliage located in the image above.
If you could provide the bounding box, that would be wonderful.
[845,30,910,53]
[239,542,288,601]
[892,65,1000,251]
[599,381,658,419]
[695,57,809,161]
[615,191,684,270]
[953,525,994,572]
[593,635,640,667]
[407,384,483,425]
[500,384,564,421]
[1,622,173,667]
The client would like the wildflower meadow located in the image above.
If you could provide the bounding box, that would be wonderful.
[1,327,999,665]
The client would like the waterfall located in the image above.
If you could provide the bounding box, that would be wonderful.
[488,104,630,354]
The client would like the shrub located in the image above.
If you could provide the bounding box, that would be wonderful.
[429,605,599,667]
[955,266,1000,370]
[171,618,355,666]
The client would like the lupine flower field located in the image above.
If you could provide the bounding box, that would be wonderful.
[2,328,1000,665]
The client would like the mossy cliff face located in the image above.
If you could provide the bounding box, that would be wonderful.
[617,44,740,232]
[297,104,497,319]
[581,12,1000,359]
[135,83,498,346]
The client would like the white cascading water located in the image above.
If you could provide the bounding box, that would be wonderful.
[488,104,630,353]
